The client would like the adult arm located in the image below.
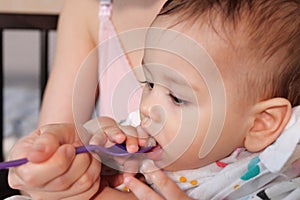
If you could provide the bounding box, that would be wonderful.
[39,0,99,126]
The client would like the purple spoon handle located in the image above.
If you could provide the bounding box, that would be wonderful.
[75,144,153,156]
[0,144,154,169]
[0,158,29,169]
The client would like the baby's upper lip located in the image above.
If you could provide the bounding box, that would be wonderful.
[138,124,164,161]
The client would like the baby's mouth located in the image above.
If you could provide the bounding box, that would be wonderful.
[139,119,164,160]
[145,137,163,161]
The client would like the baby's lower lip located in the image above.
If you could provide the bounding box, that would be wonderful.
[146,145,163,160]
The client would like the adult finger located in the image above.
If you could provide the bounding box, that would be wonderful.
[7,128,57,166]
[119,126,140,153]
[139,160,190,200]
[61,154,101,196]
[27,124,80,163]
[136,125,149,147]
[84,117,126,146]
[122,157,140,175]
[103,126,126,144]
[23,154,101,199]
[124,176,163,200]
[26,131,62,163]
[10,144,76,188]
[7,126,75,190]
[41,152,98,191]
[63,176,100,200]
[25,176,100,200]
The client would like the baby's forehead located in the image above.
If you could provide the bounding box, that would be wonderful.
[146,15,249,76]
[145,16,257,102]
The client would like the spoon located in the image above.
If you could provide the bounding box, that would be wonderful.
[0,143,154,170]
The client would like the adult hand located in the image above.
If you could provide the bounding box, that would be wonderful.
[8,123,101,199]
[124,161,193,200]
[87,117,149,176]
[87,116,146,153]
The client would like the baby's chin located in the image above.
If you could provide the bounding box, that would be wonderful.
[152,151,212,172]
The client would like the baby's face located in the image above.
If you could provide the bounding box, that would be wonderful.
[139,16,252,171]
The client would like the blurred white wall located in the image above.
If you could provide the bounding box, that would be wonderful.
[3,30,57,155]
[3,30,57,88]
[1,0,63,158]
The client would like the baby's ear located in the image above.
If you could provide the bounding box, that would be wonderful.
[244,98,292,152]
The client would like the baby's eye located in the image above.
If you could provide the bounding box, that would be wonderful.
[169,93,184,105]
[147,81,154,89]
[140,81,154,90]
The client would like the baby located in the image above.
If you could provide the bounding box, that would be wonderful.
[94,0,300,199]
[7,0,300,199]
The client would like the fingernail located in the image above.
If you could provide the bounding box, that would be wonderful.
[127,144,138,153]
[105,128,124,142]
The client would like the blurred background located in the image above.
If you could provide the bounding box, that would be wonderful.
[0,0,64,197]
[1,0,63,157]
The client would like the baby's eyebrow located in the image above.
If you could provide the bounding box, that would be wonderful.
[142,60,201,93]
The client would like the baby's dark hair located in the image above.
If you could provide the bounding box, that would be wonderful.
[159,0,300,107]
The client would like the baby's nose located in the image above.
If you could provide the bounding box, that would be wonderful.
[141,104,166,137]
